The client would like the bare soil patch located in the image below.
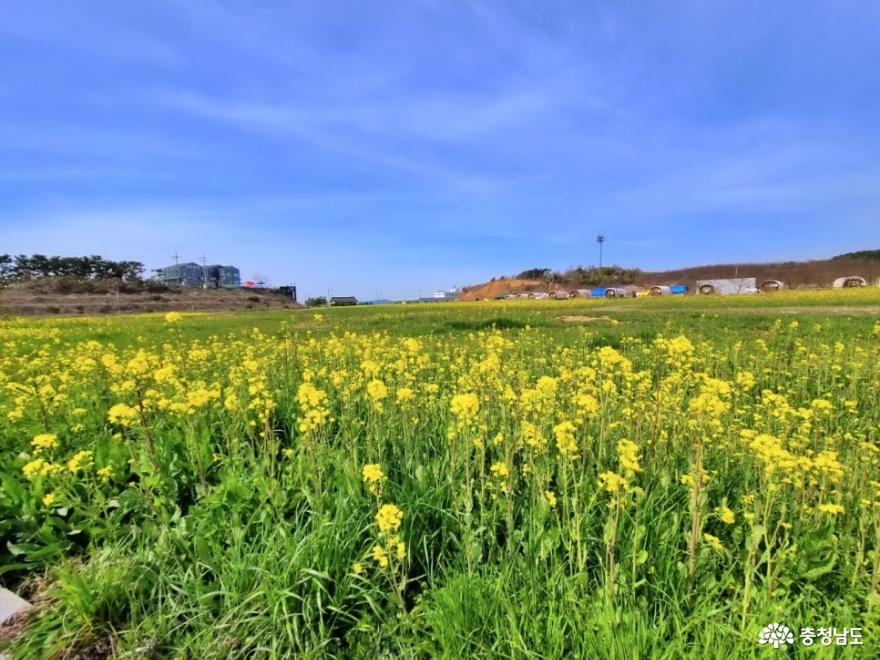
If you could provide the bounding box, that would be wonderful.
[560,315,614,323]
[598,305,880,316]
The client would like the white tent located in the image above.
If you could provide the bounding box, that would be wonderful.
[832,276,867,288]
[760,280,785,292]
[696,278,758,295]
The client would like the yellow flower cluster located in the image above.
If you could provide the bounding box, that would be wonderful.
[375,503,403,533]
[31,433,58,451]
[362,463,386,495]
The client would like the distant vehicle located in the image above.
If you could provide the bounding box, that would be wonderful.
[329,296,358,306]
[696,278,758,295]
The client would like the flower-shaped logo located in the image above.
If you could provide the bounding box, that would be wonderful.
[758,623,794,648]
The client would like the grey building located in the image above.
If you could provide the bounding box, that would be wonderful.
[158,262,204,287]
[158,262,241,288]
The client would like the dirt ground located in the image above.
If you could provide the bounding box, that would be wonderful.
[0,287,301,316]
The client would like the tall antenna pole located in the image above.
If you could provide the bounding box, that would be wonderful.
[200,254,208,288]
[169,253,180,287]
[596,234,606,270]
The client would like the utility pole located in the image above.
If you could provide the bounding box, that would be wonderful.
[596,234,606,270]
[200,254,208,288]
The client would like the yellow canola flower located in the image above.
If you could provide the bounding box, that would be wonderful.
[522,421,546,449]
[371,544,389,567]
[553,421,578,460]
[164,312,182,323]
[817,502,845,515]
[297,382,327,409]
[107,403,138,427]
[598,470,629,493]
[387,535,407,560]
[42,492,57,507]
[31,433,58,451]
[362,463,386,484]
[717,506,736,525]
[22,457,61,479]
[703,533,725,552]
[375,503,403,534]
[735,371,756,390]
[544,490,558,508]
[450,393,479,420]
[362,463,386,494]
[67,449,94,474]
[366,379,388,403]
[617,439,642,473]
[535,376,558,399]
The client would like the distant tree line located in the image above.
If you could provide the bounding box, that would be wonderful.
[832,250,880,261]
[517,267,553,280]
[0,254,145,286]
[516,265,643,286]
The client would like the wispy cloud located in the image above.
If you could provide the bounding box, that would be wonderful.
[2,1,880,290]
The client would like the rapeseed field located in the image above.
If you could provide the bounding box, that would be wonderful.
[2,291,879,657]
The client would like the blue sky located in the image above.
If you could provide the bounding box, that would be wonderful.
[1,1,878,300]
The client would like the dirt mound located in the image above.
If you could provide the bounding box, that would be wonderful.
[458,278,545,301]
